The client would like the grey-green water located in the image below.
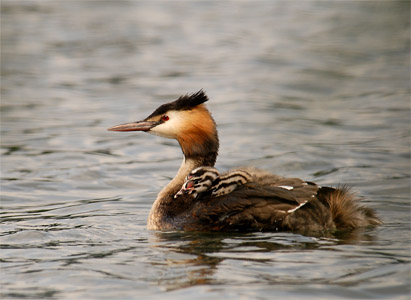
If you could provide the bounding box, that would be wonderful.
[1,1,410,299]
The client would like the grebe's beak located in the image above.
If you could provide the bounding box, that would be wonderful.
[107,120,159,132]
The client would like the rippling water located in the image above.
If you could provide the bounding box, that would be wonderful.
[1,1,410,299]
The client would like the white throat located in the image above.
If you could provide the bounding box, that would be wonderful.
[147,157,198,229]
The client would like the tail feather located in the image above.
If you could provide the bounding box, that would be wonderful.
[319,185,382,229]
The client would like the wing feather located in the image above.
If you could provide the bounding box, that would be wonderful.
[188,182,319,231]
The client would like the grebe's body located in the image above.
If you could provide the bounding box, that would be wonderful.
[108,91,380,232]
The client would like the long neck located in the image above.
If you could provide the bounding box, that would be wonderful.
[147,108,220,230]
[147,157,207,230]
[147,138,219,230]
[158,157,199,203]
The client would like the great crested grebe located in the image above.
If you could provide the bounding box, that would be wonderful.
[108,91,381,232]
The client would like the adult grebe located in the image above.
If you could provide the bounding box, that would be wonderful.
[108,91,381,232]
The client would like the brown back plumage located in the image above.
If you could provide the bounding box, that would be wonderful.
[177,171,381,232]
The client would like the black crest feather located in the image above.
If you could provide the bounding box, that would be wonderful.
[146,90,209,119]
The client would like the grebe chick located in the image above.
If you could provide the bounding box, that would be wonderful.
[175,166,220,199]
[108,90,381,232]
[175,167,252,199]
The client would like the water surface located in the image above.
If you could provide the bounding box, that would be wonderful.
[1,1,410,299]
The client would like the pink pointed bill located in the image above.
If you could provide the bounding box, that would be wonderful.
[107,121,157,132]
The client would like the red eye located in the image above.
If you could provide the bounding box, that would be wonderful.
[161,115,169,121]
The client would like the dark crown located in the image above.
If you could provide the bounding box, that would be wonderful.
[146,90,209,119]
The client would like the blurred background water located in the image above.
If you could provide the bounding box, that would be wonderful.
[1,1,410,299]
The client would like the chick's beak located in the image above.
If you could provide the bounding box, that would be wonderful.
[107,120,159,132]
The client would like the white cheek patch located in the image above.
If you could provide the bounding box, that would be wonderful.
[150,123,175,139]
[149,111,181,139]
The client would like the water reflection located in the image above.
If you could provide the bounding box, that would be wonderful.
[149,229,379,290]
